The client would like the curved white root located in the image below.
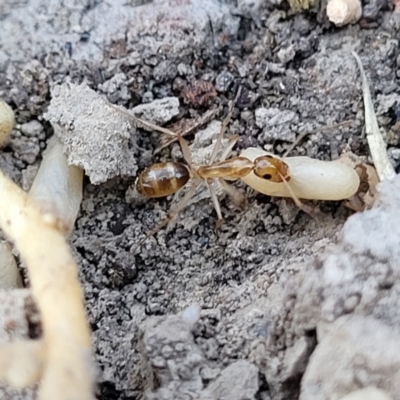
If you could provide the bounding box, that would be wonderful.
[0,169,94,400]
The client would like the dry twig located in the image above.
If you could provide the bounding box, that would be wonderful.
[352,52,396,181]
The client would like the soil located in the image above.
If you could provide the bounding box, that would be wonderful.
[1,0,400,399]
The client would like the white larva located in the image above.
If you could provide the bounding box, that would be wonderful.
[240,147,360,201]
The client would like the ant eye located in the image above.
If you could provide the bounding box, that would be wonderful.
[262,174,272,180]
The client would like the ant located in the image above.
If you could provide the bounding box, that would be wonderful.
[110,89,293,252]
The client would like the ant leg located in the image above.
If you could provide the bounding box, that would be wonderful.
[218,178,248,209]
[278,173,316,217]
[108,102,179,137]
[155,108,220,153]
[209,87,241,164]
[206,181,224,229]
[132,180,201,253]
[219,135,239,162]
[176,136,193,165]
[108,101,193,165]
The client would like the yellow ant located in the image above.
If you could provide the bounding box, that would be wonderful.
[110,91,360,252]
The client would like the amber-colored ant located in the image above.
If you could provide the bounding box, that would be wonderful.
[110,90,293,252]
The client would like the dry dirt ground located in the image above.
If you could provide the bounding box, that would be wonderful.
[1,0,400,399]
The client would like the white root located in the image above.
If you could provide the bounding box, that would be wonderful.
[29,134,83,236]
[0,241,22,289]
[0,168,95,400]
[327,0,362,26]
[0,99,15,147]
[352,52,396,181]
[240,147,360,201]
[0,340,44,387]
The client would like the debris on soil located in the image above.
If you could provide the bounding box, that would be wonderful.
[125,0,240,58]
[44,83,138,184]
[288,0,318,12]
[182,80,217,108]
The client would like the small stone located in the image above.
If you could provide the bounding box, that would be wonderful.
[20,120,44,137]
[11,136,40,164]
[153,60,178,82]
[327,0,362,26]
[142,91,154,103]
[161,345,174,358]
[215,71,234,92]
[277,45,296,64]
[152,356,166,368]
[132,97,180,125]
[203,360,259,400]
[200,365,220,380]
[181,304,201,325]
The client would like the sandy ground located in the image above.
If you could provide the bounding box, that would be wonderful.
[1,0,400,399]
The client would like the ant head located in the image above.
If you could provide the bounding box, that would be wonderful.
[253,156,290,182]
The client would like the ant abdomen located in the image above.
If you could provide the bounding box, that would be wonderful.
[136,162,191,198]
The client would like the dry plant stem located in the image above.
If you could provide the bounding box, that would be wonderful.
[352,52,396,181]
[0,169,94,400]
